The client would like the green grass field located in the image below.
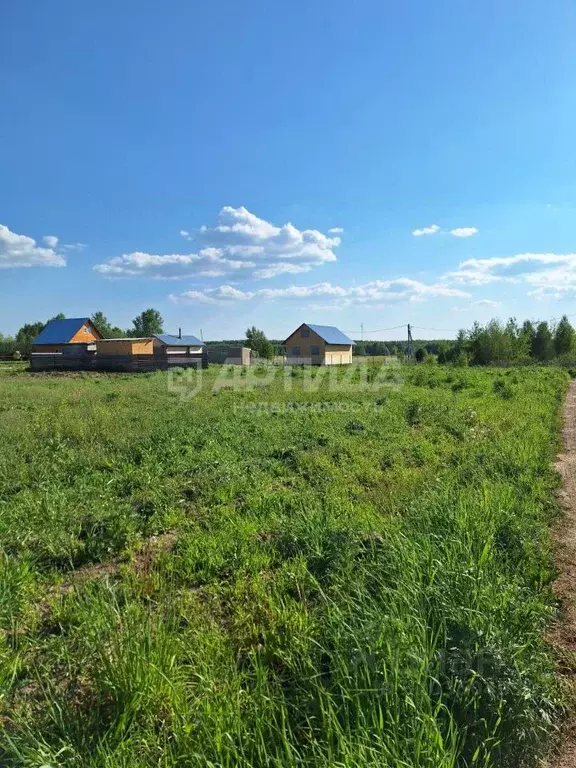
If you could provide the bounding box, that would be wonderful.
[0,363,569,766]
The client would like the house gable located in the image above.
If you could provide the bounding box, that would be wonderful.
[33,317,103,347]
[284,324,326,354]
[70,320,102,343]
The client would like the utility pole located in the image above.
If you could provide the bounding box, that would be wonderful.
[200,328,204,342]
[361,322,364,342]
[407,323,414,358]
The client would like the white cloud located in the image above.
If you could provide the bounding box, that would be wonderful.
[525,265,576,297]
[442,269,502,286]
[195,206,339,264]
[450,299,501,313]
[0,225,66,269]
[444,252,576,296]
[253,263,313,279]
[328,227,344,234]
[450,227,478,238]
[42,235,86,252]
[95,249,255,279]
[471,299,501,308]
[95,206,341,280]
[412,224,440,237]
[61,242,87,252]
[412,224,478,238]
[170,278,470,307]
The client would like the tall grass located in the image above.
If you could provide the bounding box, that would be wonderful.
[0,364,568,766]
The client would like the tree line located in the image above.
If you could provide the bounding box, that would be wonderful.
[0,309,165,356]
[421,315,576,366]
[3,311,573,366]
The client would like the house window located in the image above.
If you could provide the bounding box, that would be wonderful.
[301,327,310,337]
[311,345,320,355]
[291,345,300,356]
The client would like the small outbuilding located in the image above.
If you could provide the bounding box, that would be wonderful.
[206,346,252,365]
[96,338,154,356]
[152,333,204,358]
[32,317,103,353]
[283,323,355,365]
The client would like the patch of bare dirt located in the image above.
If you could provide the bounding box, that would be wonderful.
[546,380,576,767]
[48,532,177,598]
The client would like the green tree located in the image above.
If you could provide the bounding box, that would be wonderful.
[437,341,450,364]
[16,322,45,346]
[448,329,468,362]
[466,319,528,365]
[554,315,575,356]
[531,321,554,362]
[92,311,113,338]
[131,309,164,337]
[0,333,16,356]
[245,326,274,359]
[364,341,391,356]
[519,320,536,357]
[91,311,125,339]
[415,347,426,363]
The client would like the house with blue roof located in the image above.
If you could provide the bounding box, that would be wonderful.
[283,323,355,365]
[32,317,102,353]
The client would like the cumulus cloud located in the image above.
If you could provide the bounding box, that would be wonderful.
[444,252,576,296]
[442,268,502,286]
[471,299,501,308]
[43,235,59,247]
[95,249,255,279]
[170,278,470,307]
[95,206,341,280]
[525,265,576,297]
[412,224,440,237]
[0,225,66,269]
[450,227,478,238]
[253,263,313,279]
[412,224,478,238]
[195,206,339,263]
[328,227,344,234]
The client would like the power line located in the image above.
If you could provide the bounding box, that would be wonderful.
[411,325,461,333]
[344,324,407,335]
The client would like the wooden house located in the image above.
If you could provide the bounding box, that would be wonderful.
[32,317,102,353]
[283,323,354,365]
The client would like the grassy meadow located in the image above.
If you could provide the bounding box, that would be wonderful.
[0,362,570,767]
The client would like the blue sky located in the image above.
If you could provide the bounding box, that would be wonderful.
[2,0,576,340]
